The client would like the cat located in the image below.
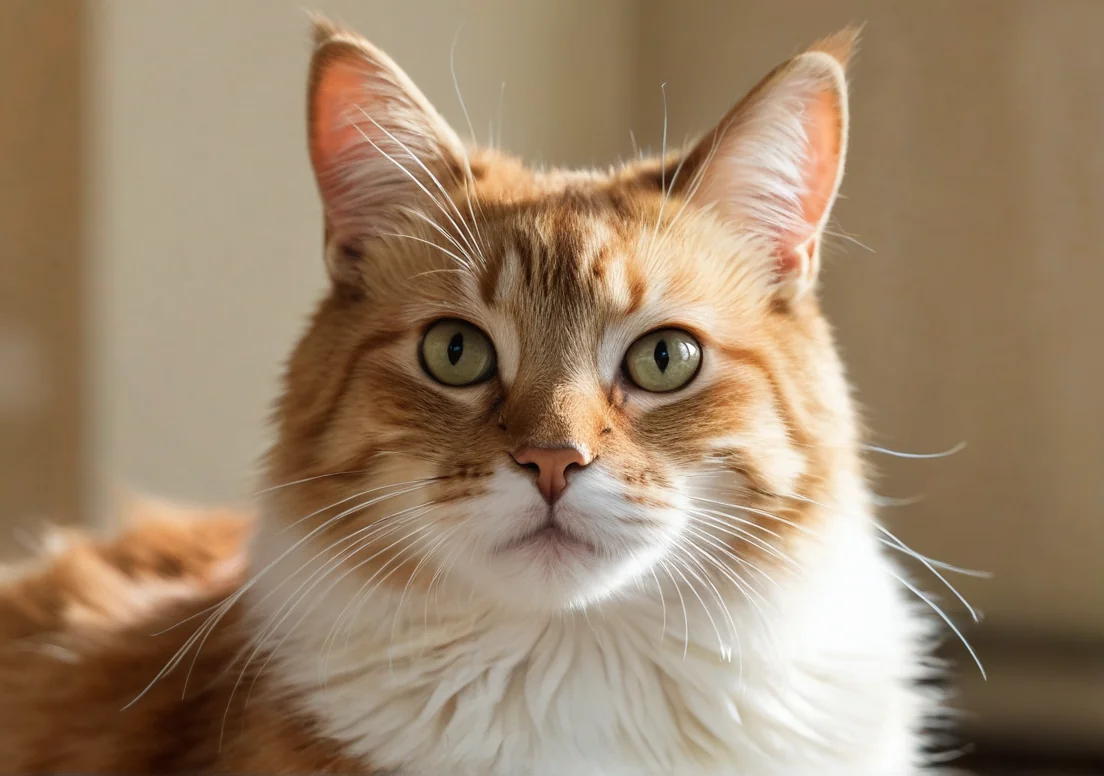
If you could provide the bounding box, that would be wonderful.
[0,17,947,775]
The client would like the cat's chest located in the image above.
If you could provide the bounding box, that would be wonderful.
[256,520,926,776]
[290,613,850,776]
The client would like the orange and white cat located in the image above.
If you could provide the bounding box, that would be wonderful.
[0,18,944,775]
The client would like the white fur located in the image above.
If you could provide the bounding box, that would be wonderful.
[248,467,937,776]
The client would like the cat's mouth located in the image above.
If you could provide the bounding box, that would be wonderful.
[498,521,598,557]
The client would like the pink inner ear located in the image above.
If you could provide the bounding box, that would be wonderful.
[777,88,844,276]
[310,58,368,177]
[799,90,844,231]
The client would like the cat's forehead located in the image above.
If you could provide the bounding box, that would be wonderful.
[479,203,642,315]
[457,187,769,335]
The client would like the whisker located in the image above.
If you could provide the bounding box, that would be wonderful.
[676,541,739,636]
[781,490,986,623]
[658,560,690,659]
[649,133,698,265]
[404,209,476,269]
[350,110,483,267]
[654,119,730,251]
[680,512,786,587]
[872,494,926,508]
[665,552,730,660]
[889,569,985,680]
[380,232,474,271]
[639,83,671,268]
[248,499,439,655]
[864,441,967,460]
[876,528,984,623]
[647,566,668,642]
[409,267,472,281]
[689,495,809,536]
[681,525,783,660]
[337,531,438,665]
[325,505,448,667]
[876,538,991,579]
[823,224,875,254]
[448,29,492,265]
[682,523,777,606]
[127,478,438,707]
[686,508,794,566]
[387,522,463,664]
[673,538,746,675]
[313,512,441,671]
[228,513,441,746]
[425,530,471,628]
[189,485,436,697]
[252,468,373,496]
[235,506,443,718]
[279,478,441,534]
[659,84,669,194]
[449,27,478,146]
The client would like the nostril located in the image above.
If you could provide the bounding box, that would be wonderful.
[511,452,541,474]
[512,446,590,503]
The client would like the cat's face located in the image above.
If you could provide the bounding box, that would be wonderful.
[266,22,859,611]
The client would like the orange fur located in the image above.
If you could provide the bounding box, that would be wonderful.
[0,501,372,772]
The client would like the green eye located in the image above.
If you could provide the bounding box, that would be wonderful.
[624,328,702,393]
[420,319,497,386]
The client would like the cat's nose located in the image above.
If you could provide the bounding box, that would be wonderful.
[511,446,591,504]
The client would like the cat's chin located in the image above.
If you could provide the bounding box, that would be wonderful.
[449,533,662,614]
[496,523,599,559]
[457,548,611,612]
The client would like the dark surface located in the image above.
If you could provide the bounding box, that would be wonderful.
[954,739,1104,775]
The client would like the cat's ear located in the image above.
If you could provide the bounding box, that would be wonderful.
[675,28,857,299]
[308,18,467,284]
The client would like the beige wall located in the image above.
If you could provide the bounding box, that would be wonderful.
[87,0,637,515]
[0,1,84,551]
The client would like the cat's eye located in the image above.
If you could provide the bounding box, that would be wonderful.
[420,319,497,386]
[623,328,702,393]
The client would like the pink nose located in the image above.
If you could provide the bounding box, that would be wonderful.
[512,446,590,503]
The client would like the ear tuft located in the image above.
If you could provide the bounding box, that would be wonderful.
[806,24,863,69]
[308,12,361,50]
[309,13,336,47]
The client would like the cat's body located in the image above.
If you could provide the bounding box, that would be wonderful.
[0,19,948,775]
[0,503,363,772]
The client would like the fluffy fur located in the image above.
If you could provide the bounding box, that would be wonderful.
[0,19,946,775]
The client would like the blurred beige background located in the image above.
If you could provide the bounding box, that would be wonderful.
[2,0,1102,761]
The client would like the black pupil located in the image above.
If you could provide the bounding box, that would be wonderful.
[654,339,670,372]
[447,332,464,365]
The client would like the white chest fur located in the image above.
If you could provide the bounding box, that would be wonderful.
[250,513,937,776]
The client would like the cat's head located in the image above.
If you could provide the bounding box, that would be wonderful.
[265,20,861,612]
